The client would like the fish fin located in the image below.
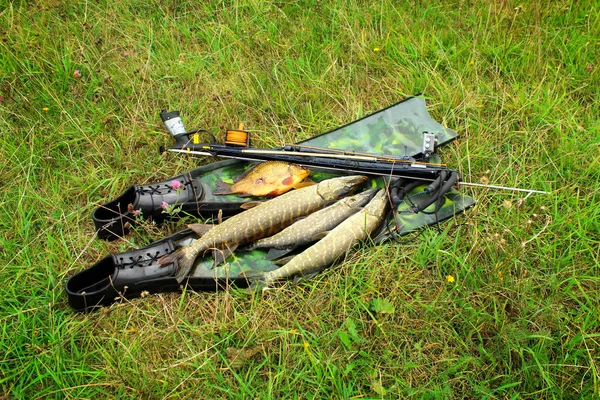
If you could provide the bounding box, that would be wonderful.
[265,189,285,198]
[239,243,256,251]
[274,255,296,266]
[214,180,233,195]
[187,223,214,237]
[266,247,294,260]
[293,179,316,189]
[212,245,237,268]
[291,272,319,286]
[281,176,293,185]
[240,201,263,210]
[311,231,330,241]
[233,165,257,183]
[237,270,270,291]
[238,269,266,281]
[158,248,194,284]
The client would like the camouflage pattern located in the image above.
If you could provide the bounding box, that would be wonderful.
[185,183,474,280]
[299,97,457,158]
[160,175,369,282]
[375,186,475,241]
[191,97,456,204]
[194,159,348,204]
[169,97,472,281]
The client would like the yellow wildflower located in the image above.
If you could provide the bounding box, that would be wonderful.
[303,341,310,350]
[42,107,49,112]
[446,275,455,283]
[373,47,380,52]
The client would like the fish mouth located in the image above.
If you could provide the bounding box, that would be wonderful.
[342,175,369,186]
[360,187,380,198]
[317,175,370,201]
[338,175,369,195]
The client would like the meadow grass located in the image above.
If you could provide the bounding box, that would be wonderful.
[1,0,599,398]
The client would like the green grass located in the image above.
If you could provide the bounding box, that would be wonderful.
[1,0,599,398]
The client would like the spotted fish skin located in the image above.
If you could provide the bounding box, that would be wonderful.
[248,188,378,251]
[214,161,311,197]
[158,175,368,283]
[261,188,388,285]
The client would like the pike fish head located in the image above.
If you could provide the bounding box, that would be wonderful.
[341,188,379,209]
[316,175,368,201]
[365,188,389,218]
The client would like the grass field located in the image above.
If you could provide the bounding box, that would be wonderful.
[1,0,599,398]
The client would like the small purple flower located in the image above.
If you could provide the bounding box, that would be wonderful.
[132,209,140,215]
[171,180,183,190]
[73,70,81,78]
[161,201,169,210]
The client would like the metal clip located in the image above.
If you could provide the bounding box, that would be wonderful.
[422,132,437,160]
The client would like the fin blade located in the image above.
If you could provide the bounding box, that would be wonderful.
[158,248,194,284]
[238,269,266,281]
[266,247,294,260]
[212,244,237,268]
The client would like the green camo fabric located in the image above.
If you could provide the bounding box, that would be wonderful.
[171,97,473,280]
[298,96,457,158]
[182,177,475,280]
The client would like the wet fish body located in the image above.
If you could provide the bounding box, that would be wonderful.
[214,161,311,197]
[248,188,378,253]
[158,175,368,282]
[260,188,389,286]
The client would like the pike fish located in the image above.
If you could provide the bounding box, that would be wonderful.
[158,175,368,283]
[247,188,379,259]
[214,161,311,197]
[255,188,389,287]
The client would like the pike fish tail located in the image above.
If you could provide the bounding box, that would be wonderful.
[262,188,388,285]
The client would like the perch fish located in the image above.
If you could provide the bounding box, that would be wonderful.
[214,161,311,197]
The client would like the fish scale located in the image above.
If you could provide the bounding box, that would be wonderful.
[214,161,311,197]
[261,188,389,285]
[158,175,368,283]
[248,189,378,251]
